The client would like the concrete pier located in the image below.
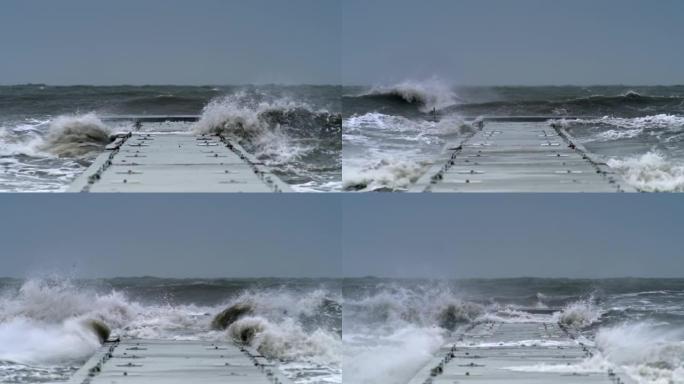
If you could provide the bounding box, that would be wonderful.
[408,322,634,384]
[410,119,634,193]
[68,132,291,192]
[67,338,293,384]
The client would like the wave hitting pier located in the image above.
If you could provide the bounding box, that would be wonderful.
[410,117,634,193]
[408,321,635,384]
[68,338,293,384]
[68,116,291,192]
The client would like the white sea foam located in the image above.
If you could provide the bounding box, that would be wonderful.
[556,114,684,143]
[596,323,684,384]
[0,278,341,384]
[554,297,603,328]
[343,326,445,384]
[192,93,322,166]
[607,152,684,192]
[342,112,471,191]
[343,287,493,384]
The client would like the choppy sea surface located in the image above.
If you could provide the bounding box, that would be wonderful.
[0,277,341,384]
[0,85,341,192]
[343,278,684,384]
[343,80,684,191]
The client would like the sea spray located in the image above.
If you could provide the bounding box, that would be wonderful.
[40,113,111,157]
[596,323,684,383]
[192,92,341,190]
[607,152,684,192]
[0,278,341,384]
[554,297,603,329]
[342,112,472,191]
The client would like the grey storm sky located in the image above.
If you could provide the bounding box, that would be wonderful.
[0,0,340,85]
[342,0,684,86]
[342,195,684,279]
[0,195,341,278]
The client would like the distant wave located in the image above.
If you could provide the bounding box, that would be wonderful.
[117,94,208,109]
[352,79,461,112]
[451,92,684,115]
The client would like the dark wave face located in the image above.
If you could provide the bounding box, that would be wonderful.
[0,85,341,192]
[0,277,341,384]
[343,85,684,118]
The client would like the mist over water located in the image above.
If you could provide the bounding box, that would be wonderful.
[343,81,684,191]
[343,278,684,384]
[0,85,341,192]
[0,277,342,384]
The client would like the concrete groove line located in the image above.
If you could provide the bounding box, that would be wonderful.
[410,119,634,193]
[407,321,635,384]
[68,132,291,193]
[67,338,293,384]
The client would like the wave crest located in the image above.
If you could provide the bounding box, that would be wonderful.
[41,113,111,157]
[607,152,684,192]
[554,298,602,329]
[360,79,460,112]
[192,93,340,166]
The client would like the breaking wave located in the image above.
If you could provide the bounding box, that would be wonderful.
[0,278,341,384]
[193,93,339,161]
[355,79,461,112]
[343,112,472,191]
[607,152,684,192]
[0,279,134,367]
[596,322,684,384]
[0,113,112,160]
[40,113,111,157]
[227,316,340,363]
[554,297,603,329]
[192,93,341,190]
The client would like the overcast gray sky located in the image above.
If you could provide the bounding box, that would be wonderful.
[0,0,340,85]
[342,195,684,278]
[0,195,340,278]
[343,0,684,85]
[1,195,681,279]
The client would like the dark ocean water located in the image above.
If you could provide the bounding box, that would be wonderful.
[343,278,684,384]
[0,85,341,192]
[0,277,342,384]
[343,82,684,191]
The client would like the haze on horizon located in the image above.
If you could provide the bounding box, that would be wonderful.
[343,0,684,86]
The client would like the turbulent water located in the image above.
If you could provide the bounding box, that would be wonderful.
[0,277,342,384]
[0,85,341,192]
[343,81,684,191]
[343,278,684,384]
